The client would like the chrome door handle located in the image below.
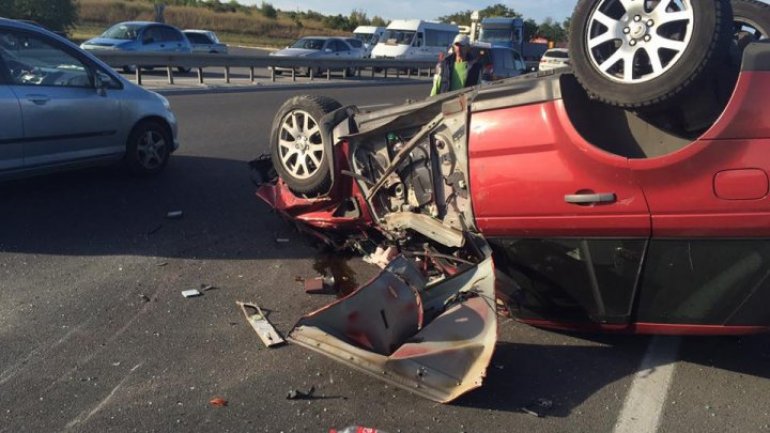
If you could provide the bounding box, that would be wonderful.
[26,95,50,105]
[564,192,616,204]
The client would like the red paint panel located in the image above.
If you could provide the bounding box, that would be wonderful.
[703,72,770,140]
[714,169,769,200]
[469,101,650,237]
[518,318,770,336]
[629,139,770,236]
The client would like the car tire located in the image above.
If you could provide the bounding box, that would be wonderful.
[733,0,770,44]
[269,95,342,196]
[569,0,733,109]
[125,120,172,176]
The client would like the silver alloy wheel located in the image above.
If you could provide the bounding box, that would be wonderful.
[136,130,167,170]
[277,109,324,180]
[586,0,695,83]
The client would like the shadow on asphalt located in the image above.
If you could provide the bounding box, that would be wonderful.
[0,154,310,260]
[454,332,770,416]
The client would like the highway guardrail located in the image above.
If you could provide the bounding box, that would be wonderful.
[91,51,438,85]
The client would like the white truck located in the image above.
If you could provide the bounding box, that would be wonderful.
[352,25,386,58]
[370,20,458,61]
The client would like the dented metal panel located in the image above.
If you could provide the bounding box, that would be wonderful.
[289,238,496,403]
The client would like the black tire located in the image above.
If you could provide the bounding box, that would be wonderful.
[177,67,191,74]
[269,95,342,196]
[733,0,770,42]
[569,0,733,108]
[125,120,172,176]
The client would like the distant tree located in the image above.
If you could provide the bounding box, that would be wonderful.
[538,17,567,42]
[6,0,78,31]
[438,3,520,26]
[370,15,388,27]
[349,9,369,28]
[562,16,571,36]
[260,1,277,19]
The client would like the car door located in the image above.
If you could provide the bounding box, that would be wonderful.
[0,50,24,171]
[140,25,165,52]
[2,29,123,167]
[160,26,188,52]
[468,94,651,325]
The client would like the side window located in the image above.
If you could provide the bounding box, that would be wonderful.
[371,34,380,45]
[413,32,424,47]
[0,30,91,88]
[142,27,158,44]
[337,40,350,51]
[161,27,183,42]
[513,52,525,71]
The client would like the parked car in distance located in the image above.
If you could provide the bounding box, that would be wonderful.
[183,29,228,54]
[270,36,362,76]
[538,48,569,71]
[80,21,192,73]
[473,44,528,82]
[371,20,458,61]
[0,18,179,180]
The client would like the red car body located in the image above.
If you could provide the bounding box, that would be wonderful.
[258,42,770,337]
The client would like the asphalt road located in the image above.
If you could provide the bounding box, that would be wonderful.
[2,81,770,433]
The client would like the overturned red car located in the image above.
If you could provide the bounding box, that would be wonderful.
[252,0,770,402]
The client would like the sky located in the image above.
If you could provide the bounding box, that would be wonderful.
[240,0,578,23]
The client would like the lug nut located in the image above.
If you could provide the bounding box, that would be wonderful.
[623,27,631,34]
[647,19,654,27]
[629,39,637,46]
[634,15,642,22]
[644,34,651,42]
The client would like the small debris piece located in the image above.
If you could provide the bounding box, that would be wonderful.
[295,276,305,282]
[276,237,290,243]
[209,397,228,407]
[147,224,164,235]
[521,407,542,418]
[156,262,168,267]
[200,284,217,292]
[166,210,184,219]
[182,289,202,298]
[363,246,398,269]
[304,277,329,294]
[237,302,285,347]
[139,294,151,303]
[287,386,315,400]
[521,397,553,418]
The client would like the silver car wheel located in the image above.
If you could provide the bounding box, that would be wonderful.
[136,130,167,170]
[586,0,694,83]
[277,109,324,180]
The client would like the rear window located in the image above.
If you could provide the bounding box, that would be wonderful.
[291,38,325,50]
[545,50,569,59]
[185,33,212,44]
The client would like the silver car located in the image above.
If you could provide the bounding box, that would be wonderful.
[270,36,361,76]
[0,18,179,180]
[183,30,228,54]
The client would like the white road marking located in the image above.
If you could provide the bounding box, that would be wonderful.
[613,336,681,433]
[63,362,143,431]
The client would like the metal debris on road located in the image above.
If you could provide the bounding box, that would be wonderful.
[237,302,285,348]
[286,386,315,400]
[182,289,202,298]
[139,294,151,303]
[209,397,228,407]
[156,262,168,267]
[200,284,217,292]
[275,237,290,243]
[166,210,184,219]
[304,276,336,295]
[147,224,164,235]
[521,398,554,418]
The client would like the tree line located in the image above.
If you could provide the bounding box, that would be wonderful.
[1,0,570,42]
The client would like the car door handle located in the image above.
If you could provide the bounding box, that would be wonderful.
[564,192,616,204]
[26,94,50,105]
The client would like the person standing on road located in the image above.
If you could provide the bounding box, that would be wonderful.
[430,34,482,96]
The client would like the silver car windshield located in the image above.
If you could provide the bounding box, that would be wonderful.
[101,24,142,40]
[291,38,325,50]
